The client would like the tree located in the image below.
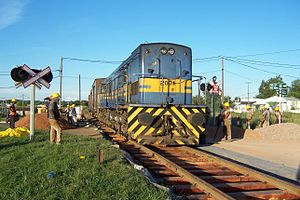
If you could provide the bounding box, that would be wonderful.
[256,76,284,99]
[288,79,300,98]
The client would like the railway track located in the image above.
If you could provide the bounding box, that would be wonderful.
[100,126,300,200]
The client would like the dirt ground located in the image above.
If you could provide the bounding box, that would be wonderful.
[205,123,300,170]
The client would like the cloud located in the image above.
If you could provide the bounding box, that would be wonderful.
[0,0,28,30]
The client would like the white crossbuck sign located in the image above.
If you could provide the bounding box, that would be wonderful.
[22,64,51,89]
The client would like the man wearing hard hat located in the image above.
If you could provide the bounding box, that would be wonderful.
[222,102,231,141]
[7,98,18,128]
[246,105,253,129]
[274,106,282,124]
[48,92,62,144]
[261,104,270,127]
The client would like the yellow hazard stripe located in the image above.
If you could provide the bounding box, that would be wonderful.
[173,129,181,137]
[171,107,199,138]
[133,108,154,139]
[191,108,205,132]
[182,107,191,115]
[144,108,164,136]
[154,138,164,145]
[183,107,205,132]
[176,139,185,145]
[128,107,143,122]
[192,108,199,113]
[128,120,139,133]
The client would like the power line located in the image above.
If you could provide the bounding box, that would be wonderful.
[193,58,220,63]
[63,75,94,80]
[226,57,300,69]
[225,58,300,79]
[0,86,15,89]
[232,48,300,58]
[63,57,123,64]
[225,69,259,82]
[193,56,221,61]
[198,69,222,75]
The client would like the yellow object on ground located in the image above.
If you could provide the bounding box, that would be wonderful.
[0,127,30,138]
[79,155,86,159]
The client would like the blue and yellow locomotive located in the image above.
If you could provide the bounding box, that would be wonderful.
[89,43,206,145]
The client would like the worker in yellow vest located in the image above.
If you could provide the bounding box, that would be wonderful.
[222,102,231,141]
[246,105,253,129]
[274,106,282,124]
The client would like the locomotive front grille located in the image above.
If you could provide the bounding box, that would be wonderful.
[127,105,205,145]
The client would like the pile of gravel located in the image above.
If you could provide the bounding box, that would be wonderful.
[16,113,74,131]
[244,123,300,141]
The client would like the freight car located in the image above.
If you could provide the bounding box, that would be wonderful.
[89,43,206,145]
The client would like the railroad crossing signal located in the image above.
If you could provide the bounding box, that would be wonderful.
[10,64,53,89]
[10,64,53,141]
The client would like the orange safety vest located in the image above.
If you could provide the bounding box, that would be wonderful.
[9,104,16,116]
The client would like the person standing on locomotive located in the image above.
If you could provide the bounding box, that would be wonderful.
[222,102,231,141]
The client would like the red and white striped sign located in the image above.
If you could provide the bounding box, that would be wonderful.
[209,80,222,95]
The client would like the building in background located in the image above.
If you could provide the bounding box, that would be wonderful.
[234,96,300,113]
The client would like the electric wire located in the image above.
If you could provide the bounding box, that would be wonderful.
[225,57,300,69]
[225,58,300,79]
[192,56,221,61]
[63,75,94,79]
[0,86,16,89]
[198,69,222,75]
[63,57,123,64]
[224,69,260,83]
[193,58,220,63]
[232,48,300,58]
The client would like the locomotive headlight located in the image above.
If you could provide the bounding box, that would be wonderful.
[168,48,175,55]
[160,47,168,55]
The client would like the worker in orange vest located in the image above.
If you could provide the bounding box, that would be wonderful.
[7,98,18,128]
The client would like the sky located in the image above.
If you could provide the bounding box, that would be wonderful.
[0,0,300,101]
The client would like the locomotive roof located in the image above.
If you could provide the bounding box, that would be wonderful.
[104,42,191,83]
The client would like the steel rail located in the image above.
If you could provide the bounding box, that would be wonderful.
[180,146,300,197]
[128,141,234,200]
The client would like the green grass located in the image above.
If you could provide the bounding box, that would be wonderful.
[0,133,168,200]
[231,111,300,129]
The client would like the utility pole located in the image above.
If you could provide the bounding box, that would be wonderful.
[221,56,224,104]
[246,82,251,104]
[59,56,63,108]
[79,74,81,105]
